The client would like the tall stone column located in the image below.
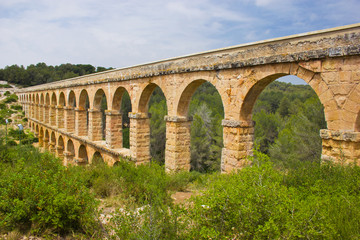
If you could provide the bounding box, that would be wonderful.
[39,104,44,122]
[88,109,103,141]
[38,134,44,147]
[320,130,360,165]
[44,105,49,123]
[129,113,151,165]
[30,103,34,118]
[49,105,56,125]
[36,104,40,120]
[164,116,192,172]
[105,110,123,148]
[221,120,254,173]
[64,107,75,133]
[75,108,88,136]
[56,106,64,128]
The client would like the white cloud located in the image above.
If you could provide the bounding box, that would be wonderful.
[0,0,359,69]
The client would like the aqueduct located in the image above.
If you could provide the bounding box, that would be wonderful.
[17,24,360,172]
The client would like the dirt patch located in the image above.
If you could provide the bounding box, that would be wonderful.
[171,191,196,204]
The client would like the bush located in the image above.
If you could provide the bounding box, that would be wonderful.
[4,94,18,103]
[0,145,100,236]
[186,152,360,239]
[10,105,22,111]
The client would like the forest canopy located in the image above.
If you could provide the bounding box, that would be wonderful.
[0,63,113,87]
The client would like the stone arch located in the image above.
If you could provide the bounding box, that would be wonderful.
[67,139,75,155]
[79,89,89,110]
[176,79,207,117]
[51,92,57,105]
[68,90,76,107]
[44,129,50,150]
[91,88,108,140]
[78,145,88,165]
[57,135,64,157]
[138,83,165,113]
[239,73,286,122]
[45,93,50,105]
[35,94,39,104]
[108,87,132,149]
[40,93,44,105]
[91,151,104,164]
[50,131,56,153]
[172,79,225,172]
[93,88,107,110]
[59,92,66,106]
[112,87,129,111]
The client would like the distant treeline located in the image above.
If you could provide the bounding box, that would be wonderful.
[0,63,113,87]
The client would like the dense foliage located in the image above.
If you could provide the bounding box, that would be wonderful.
[0,63,113,87]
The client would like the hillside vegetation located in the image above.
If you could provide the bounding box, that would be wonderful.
[1,66,358,239]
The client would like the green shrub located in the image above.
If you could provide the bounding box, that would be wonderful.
[10,105,22,111]
[4,91,10,96]
[0,145,100,236]
[4,94,18,103]
[186,152,360,239]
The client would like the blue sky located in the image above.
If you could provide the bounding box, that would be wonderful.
[0,0,359,84]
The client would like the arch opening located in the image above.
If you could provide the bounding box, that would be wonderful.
[112,87,132,149]
[93,89,107,140]
[249,75,326,167]
[78,145,88,165]
[91,151,104,165]
[58,136,64,157]
[179,80,224,172]
[67,140,75,158]
[78,90,90,136]
[59,92,66,106]
[148,86,168,164]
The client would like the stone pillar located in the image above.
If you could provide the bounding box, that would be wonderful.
[75,108,88,136]
[64,107,75,133]
[320,130,360,165]
[39,104,44,122]
[30,103,34,118]
[38,134,43,147]
[88,109,103,141]
[63,151,74,166]
[56,106,64,128]
[221,120,254,173]
[37,104,41,120]
[129,112,151,165]
[164,116,192,172]
[43,105,49,123]
[105,110,123,148]
[49,105,56,126]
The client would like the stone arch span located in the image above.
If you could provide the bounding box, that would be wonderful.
[57,135,65,159]
[89,88,108,141]
[78,145,88,165]
[91,151,104,164]
[107,87,132,149]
